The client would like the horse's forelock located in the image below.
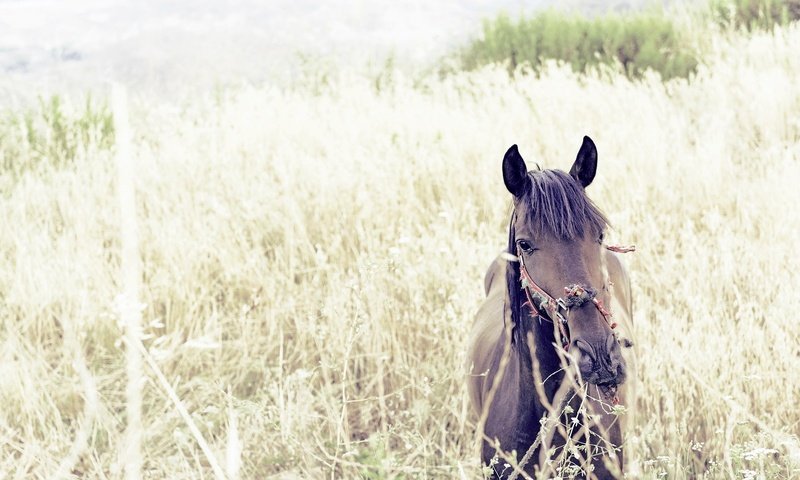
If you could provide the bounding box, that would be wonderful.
[521,170,608,240]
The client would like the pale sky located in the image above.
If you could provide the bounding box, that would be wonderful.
[0,0,649,101]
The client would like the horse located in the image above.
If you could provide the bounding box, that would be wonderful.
[467,136,634,479]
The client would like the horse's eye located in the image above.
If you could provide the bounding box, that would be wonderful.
[598,232,605,244]
[517,240,535,253]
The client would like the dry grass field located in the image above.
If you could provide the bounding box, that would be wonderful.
[1,20,800,480]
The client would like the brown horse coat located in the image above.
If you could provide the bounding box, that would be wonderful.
[466,139,635,479]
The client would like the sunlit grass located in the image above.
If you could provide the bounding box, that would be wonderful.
[1,23,799,479]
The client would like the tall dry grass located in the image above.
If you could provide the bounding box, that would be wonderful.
[1,23,799,479]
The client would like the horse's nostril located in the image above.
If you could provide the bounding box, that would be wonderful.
[606,332,618,352]
[573,338,596,360]
[571,336,628,386]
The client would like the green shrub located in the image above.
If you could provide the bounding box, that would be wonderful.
[458,9,699,80]
[712,0,800,30]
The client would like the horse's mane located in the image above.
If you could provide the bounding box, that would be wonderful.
[506,169,608,346]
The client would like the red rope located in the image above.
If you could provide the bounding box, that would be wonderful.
[517,254,570,349]
[593,298,616,329]
[605,244,636,253]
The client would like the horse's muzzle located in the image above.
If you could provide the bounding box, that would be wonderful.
[572,333,627,387]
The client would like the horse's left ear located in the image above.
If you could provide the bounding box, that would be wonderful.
[569,136,598,188]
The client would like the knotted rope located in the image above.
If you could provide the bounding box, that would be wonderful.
[517,243,635,348]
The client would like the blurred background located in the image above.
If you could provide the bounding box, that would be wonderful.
[1,0,657,101]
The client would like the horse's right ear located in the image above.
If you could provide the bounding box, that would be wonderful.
[503,144,530,197]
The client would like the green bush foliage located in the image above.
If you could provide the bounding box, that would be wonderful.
[459,9,699,80]
[712,0,800,30]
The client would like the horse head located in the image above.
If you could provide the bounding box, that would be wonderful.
[502,136,627,391]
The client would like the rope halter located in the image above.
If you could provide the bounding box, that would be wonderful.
[516,245,625,349]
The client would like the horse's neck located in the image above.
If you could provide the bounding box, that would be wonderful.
[515,312,565,403]
[504,316,565,460]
